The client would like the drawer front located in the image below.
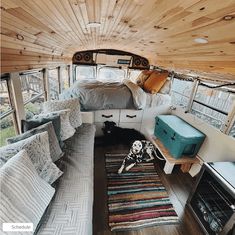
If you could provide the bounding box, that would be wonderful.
[95,110,120,123]
[118,122,141,131]
[120,110,143,123]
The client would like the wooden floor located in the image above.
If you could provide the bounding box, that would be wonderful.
[93,138,204,235]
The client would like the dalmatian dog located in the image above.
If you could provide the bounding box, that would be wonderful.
[118,140,164,174]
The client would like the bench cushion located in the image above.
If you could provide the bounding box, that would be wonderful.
[37,124,96,235]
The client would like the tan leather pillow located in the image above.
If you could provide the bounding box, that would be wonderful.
[143,71,169,94]
[136,70,153,87]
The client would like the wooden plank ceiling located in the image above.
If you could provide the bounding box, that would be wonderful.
[1,0,235,81]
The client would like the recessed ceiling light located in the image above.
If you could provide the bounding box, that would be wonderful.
[223,15,234,21]
[87,22,101,28]
[194,38,208,44]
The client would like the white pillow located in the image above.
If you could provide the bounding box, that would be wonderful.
[43,98,82,128]
[0,150,55,233]
[38,109,75,141]
[7,122,63,162]
[0,131,63,184]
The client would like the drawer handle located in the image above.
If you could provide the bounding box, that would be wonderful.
[102,114,113,118]
[163,130,167,134]
[126,114,137,118]
[171,133,176,141]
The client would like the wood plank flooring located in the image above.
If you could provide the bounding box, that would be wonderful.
[93,139,204,235]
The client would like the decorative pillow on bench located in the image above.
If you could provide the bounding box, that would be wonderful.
[7,122,63,162]
[0,150,55,233]
[21,112,62,145]
[43,98,82,128]
[39,109,75,141]
[0,131,63,184]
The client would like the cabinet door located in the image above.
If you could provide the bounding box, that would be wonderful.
[120,110,143,123]
[94,110,120,123]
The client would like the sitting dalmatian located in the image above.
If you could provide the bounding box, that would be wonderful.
[118,140,164,174]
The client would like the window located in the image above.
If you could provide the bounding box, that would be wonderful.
[0,79,17,146]
[229,121,235,137]
[20,71,45,119]
[171,78,194,108]
[98,67,125,82]
[191,84,235,130]
[76,66,95,80]
[128,70,141,83]
[61,66,70,91]
[48,68,59,100]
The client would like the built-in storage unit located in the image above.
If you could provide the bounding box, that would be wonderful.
[187,162,235,235]
[94,109,143,136]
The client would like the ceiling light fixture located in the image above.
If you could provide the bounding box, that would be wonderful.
[194,38,208,44]
[87,22,101,28]
[223,15,234,21]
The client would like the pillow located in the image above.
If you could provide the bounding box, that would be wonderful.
[0,150,55,233]
[7,122,63,162]
[0,131,63,184]
[143,71,169,94]
[136,70,153,87]
[42,98,82,128]
[21,112,61,144]
[39,109,75,141]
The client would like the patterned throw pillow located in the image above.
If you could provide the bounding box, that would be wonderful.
[136,70,153,87]
[21,113,61,145]
[7,122,63,162]
[43,98,82,128]
[39,110,75,141]
[0,150,55,233]
[0,132,63,184]
[143,71,169,94]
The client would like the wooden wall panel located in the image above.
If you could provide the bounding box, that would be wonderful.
[1,0,235,81]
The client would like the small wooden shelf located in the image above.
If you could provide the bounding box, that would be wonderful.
[147,134,199,174]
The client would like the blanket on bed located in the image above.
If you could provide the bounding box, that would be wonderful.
[60,79,171,110]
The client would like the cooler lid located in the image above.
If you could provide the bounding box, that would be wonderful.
[156,115,205,138]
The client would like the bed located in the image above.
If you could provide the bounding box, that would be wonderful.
[59,79,171,111]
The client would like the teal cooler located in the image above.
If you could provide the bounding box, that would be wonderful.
[154,115,205,159]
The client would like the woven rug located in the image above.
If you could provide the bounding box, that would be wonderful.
[105,153,179,231]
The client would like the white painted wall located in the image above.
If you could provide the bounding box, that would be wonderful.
[141,105,171,135]
[171,107,235,162]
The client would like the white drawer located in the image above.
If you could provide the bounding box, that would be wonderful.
[94,110,120,123]
[120,109,143,123]
[118,122,141,131]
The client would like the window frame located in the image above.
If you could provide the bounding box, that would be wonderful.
[0,76,19,138]
[172,76,235,135]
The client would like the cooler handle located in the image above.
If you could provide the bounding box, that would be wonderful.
[171,133,176,141]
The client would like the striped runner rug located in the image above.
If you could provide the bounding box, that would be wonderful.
[105,153,179,231]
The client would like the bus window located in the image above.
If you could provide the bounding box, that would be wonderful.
[0,79,17,146]
[76,66,95,80]
[191,84,235,130]
[98,67,125,82]
[48,68,59,100]
[20,71,45,119]
[171,78,194,108]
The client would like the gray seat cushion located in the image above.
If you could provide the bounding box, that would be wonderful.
[37,124,96,235]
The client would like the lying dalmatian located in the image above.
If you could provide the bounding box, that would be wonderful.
[118,140,164,174]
